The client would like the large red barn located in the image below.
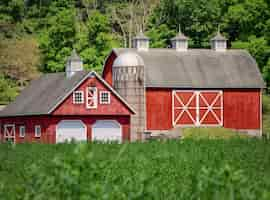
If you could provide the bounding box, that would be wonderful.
[102,30,265,140]
[0,30,266,143]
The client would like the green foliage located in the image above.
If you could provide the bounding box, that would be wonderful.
[0,140,270,199]
[0,75,18,105]
[263,94,270,138]
[39,9,76,72]
[183,127,250,139]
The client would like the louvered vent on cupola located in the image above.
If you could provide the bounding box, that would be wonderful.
[66,49,83,78]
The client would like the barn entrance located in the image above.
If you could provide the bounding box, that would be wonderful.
[173,90,223,127]
[3,124,16,143]
[92,120,122,142]
[56,120,87,143]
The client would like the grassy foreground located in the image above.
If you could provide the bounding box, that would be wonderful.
[1,139,270,199]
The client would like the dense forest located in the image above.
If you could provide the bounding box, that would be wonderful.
[0,0,270,104]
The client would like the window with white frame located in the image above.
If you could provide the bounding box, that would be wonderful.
[35,125,41,137]
[19,126,25,138]
[100,91,110,104]
[86,87,98,109]
[73,91,84,104]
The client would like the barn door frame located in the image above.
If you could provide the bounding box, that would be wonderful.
[172,90,223,127]
[3,124,16,143]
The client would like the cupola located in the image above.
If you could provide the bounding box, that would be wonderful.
[210,29,227,52]
[171,26,188,51]
[66,49,83,78]
[132,30,149,51]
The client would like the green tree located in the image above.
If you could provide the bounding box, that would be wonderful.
[0,75,18,105]
[39,9,76,72]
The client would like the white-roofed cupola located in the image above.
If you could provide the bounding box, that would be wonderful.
[211,29,227,52]
[66,49,83,78]
[132,30,149,51]
[171,26,188,51]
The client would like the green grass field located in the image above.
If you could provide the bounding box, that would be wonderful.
[1,139,270,199]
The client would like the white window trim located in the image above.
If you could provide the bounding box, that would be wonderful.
[73,91,84,104]
[19,126,26,138]
[86,87,98,109]
[35,125,41,138]
[99,91,111,104]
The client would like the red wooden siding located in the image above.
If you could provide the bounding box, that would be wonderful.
[223,89,261,129]
[146,88,173,130]
[0,115,130,144]
[102,52,117,86]
[53,76,131,116]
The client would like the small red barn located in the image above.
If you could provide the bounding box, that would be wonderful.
[0,52,135,143]
[102,30,265,140]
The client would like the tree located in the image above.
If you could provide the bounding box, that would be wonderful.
[0,75,18,105]
[0,38,40,86]
[39,9,76,72]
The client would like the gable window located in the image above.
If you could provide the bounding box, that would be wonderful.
[100,91,110,104]
[73,91,84,104]
[35,125,41,138]
[86,87,97,109]
[19,126,26,138]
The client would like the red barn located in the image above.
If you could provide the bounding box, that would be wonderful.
[102,30,265,140]
[0,30,265,143]
[0,51,135,143]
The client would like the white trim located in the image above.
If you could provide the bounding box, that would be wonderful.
[86,87,98,109]
[34,125,41,138]
[19,125,26,138]
[4,124,16,143]
[56,120,87,143]
[73,91,84,104]
[172,90,223,127]
[99,91,111,104]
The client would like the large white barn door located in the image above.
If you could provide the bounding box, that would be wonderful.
[92,120,122,142]
[173,91,223,127]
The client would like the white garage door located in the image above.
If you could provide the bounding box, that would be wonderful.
[92,120,122,142]
[56,120,87,143]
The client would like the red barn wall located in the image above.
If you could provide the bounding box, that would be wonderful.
[146,88,173,130]
[146,88,261,131]
[102,52,117,86]
[223,89,261,129]
[53,76,131,116]
[0,115,130,144]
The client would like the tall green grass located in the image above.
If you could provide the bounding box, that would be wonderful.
[0,140,270,199]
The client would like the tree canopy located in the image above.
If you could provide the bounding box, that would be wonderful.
[0,0,270,104]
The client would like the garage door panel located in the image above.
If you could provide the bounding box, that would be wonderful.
[92,120,122,142]
[56,120,87,143]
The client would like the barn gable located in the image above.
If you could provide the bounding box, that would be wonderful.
[53,72,135,115]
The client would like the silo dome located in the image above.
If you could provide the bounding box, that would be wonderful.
[113,52,144,67]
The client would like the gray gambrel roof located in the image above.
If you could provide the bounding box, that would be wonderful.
[112,48,265,89]
[0,71,135,117]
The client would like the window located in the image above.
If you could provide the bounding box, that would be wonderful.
[73,91,84,104]
[19,126,25,138]
[100,91,110,104]
[86,87,97,109]
[35,125,41,137]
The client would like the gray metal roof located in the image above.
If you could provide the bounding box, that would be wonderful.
[112,48,265,88]
[67,49,82,62]
[171,31,188,41]
[0,71,135,117]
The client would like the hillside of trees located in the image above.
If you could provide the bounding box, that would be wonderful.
[0,0,270,104]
